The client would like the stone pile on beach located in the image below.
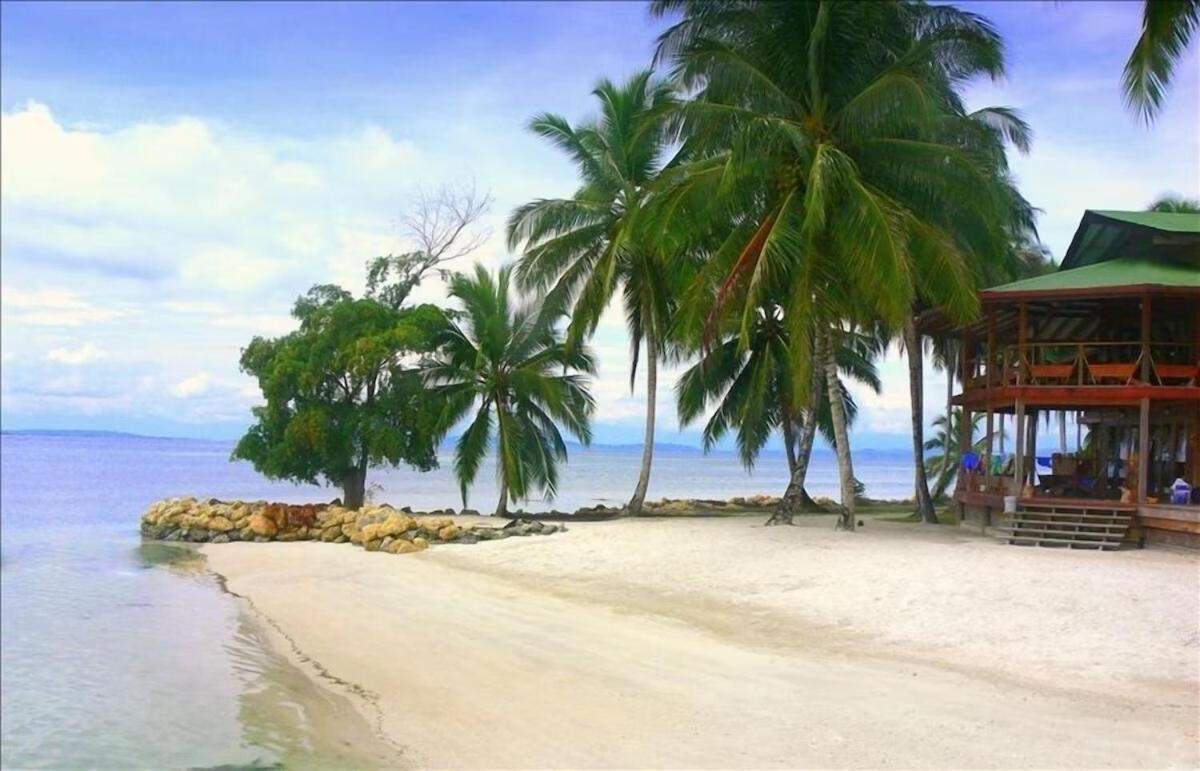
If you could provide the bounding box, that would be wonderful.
[140,498,562,554]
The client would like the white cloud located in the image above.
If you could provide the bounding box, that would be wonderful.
[170,373,211,398]
[45,342,106,365]
[1,286,133,327]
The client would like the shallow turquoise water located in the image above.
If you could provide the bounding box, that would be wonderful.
[0,432,914,767]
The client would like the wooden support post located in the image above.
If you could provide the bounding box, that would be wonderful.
[959,407,972,493]
[1014,399,1026,497]
[986,309,996,389]
[1141,293,1152,383]
[1138,397,1150,503]
[1028,408,1038,494]
[1018,302,1028,386]
[985,407,995,490]
[961,329,972,392]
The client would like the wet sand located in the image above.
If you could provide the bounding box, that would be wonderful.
[204,515,1199,769]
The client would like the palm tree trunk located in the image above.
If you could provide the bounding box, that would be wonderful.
[627,325,657,515]
[769,334,825,525]
[782,416,798,474]
[942,346,955,485]
[905,317,937,523]
[824,330,857,531]
[495,470,509,518]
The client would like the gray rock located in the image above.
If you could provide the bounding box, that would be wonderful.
[334,535,348,544]
[254,536,271,543]
[540,524,559,535]
[211,533,231,544]
[456,533,479,545]
[461,508,481,517]
[163,529,182,542]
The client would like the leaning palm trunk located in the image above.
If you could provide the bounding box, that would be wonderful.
[627,325,657,515]
[824,331,857,531]
[768,334,825,525]
[495,473,509,518]
[905,317,937,523]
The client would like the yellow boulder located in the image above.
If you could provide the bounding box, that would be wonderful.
[207,516,235,532]
[247,513,278,538]
[437,525,461,542]
[378,514,415,538]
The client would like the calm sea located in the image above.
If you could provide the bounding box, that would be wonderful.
[0,432,913,768]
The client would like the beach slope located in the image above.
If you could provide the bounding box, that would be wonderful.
[204,515,1199,769]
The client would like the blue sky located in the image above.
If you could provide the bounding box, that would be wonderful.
[2,1,1197,448]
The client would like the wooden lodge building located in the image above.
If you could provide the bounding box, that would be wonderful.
[924,210,1200,550]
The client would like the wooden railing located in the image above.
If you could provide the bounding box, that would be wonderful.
[964,342,1198,390]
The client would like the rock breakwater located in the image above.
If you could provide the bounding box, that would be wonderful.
[140,498,563,555]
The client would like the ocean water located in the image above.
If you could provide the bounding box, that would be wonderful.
[0,432,914,768]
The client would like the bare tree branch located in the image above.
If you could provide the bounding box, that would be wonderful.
[366,182,494,309]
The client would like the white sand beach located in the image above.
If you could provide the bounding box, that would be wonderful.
[204,514,1200,769]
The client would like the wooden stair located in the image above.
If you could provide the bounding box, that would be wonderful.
[996,502,1134,551]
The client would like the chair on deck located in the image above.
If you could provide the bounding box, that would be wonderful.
[1028,363,1075,384]
[1087,361,1138,385]
[1154,362,1200,386]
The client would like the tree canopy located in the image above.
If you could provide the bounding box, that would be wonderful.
[424,264,596,515]
[233,285,445,509]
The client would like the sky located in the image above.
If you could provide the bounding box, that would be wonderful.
[1,0,1197,449]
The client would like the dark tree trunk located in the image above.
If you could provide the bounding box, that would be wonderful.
[905,317,937,523]
[767,334,825,526]
[783,417,798,474]
[342,465,367,510]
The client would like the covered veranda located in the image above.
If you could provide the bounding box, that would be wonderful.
[924,210,1200,548]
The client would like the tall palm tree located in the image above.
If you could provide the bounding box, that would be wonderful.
[425,265,596,516]
[507,71,681,516]
[652,0,1029,528]
[675,304,882,524]
[1123,0,1199,123]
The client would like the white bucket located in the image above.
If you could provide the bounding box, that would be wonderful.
[1003,495,1018,513]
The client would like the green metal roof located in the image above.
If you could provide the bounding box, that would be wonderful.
[1088,210,1200,233]
[984,256,1200,295]
[1061,209,1200,269]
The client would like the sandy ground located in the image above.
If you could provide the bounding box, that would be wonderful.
[204,515,1200,769]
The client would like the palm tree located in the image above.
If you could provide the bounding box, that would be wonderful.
[675,304,882,524]
[923,408,987,501]
[1148,194,1200,212]
[1123,0,1199,123]
[507,71,681,516]
[425,265,596,516]
[652,1,1029,528]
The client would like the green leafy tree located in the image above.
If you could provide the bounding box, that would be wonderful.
[233,286,444,509]
[507,70,681,516]
[424,265,596,516]
[653,0,1031,528]
[1124,0,1199,123]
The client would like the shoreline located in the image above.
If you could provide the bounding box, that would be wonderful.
[196,546,408,769]
[202,514,1199,769]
